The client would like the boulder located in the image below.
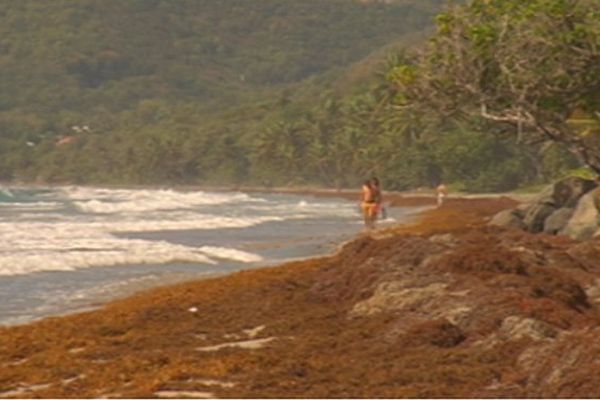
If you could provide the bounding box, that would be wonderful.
[513,203,529,218]
[489,209,526,229]
[560,189,600,240]
[490,177,598,237]
[543,207,574,234]
[551,176,597,208]
[523,202,557,233]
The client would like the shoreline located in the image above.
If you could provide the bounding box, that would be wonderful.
[0,181,495,327]
[2,180,536,203]
[0,188,518,326]
[0,196,525,398]
[0,196,427,328]
[15,194,600,398]
[0,188,374,328]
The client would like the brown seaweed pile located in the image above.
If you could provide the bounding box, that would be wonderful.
[2,197,600,398]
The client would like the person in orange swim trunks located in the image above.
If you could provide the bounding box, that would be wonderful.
[361,180,377,229]
[370,176,386,220]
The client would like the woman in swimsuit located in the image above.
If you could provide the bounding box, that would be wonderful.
[361,180,377,229]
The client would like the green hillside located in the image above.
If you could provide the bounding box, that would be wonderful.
[0,0,442,116]
[0,0,448,184]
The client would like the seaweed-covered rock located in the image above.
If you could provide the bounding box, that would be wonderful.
[499,316,557,341]
[351,281,449,316]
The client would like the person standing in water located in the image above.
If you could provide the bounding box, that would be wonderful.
[436,183,448,207]
[361,180,377,229]
[370,177,386,220]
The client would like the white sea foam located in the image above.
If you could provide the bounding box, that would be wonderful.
[246,200,357,219]
[199,246,263,263]
[0,236,216,276]
[0,213,269,276]
[0,186,356,278]
[84,213,282,232]
[64,187,261,214]
[0,185,369,327]
[0,202,62,210]
[0,188,14,197]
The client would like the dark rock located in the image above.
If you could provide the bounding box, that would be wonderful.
[402,319,465,348]
[552,176,597,208]
[490,178,598,237]
[523,203,557,233]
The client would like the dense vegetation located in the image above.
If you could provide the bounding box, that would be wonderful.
[388,0,600,178]
[249,74,580,191]
[0,0,593,191]
[0,0,444,185]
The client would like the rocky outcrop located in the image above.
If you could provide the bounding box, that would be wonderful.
[490,209,526,229]
[523,203,556,233]
[553,176,597,207]
[560,190,600,240]
[543,207,574,234]
[491,176,599,239]
[314,218,600,397]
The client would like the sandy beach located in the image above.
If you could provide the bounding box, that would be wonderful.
[2,193,600,398]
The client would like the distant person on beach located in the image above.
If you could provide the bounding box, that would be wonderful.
[436,183,448,207]
[370,177,386,220]
[361,180,377,229]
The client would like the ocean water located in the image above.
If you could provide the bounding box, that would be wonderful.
[0,186,416,326]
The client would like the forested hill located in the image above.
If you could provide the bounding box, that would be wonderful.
[0,0,447,184]
[0,0,442,115]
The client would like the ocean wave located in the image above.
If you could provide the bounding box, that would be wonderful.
[1,202,62,210]
[0,210,274,276]
[92,213,284,232]
[64,187,263,214]
[0,188,14,201]
[0,234,264,276]
[0,186,360,277]
[243,200,358,219]
[0,241,214,276]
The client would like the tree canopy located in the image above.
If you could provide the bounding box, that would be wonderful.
[388,0,600,173]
